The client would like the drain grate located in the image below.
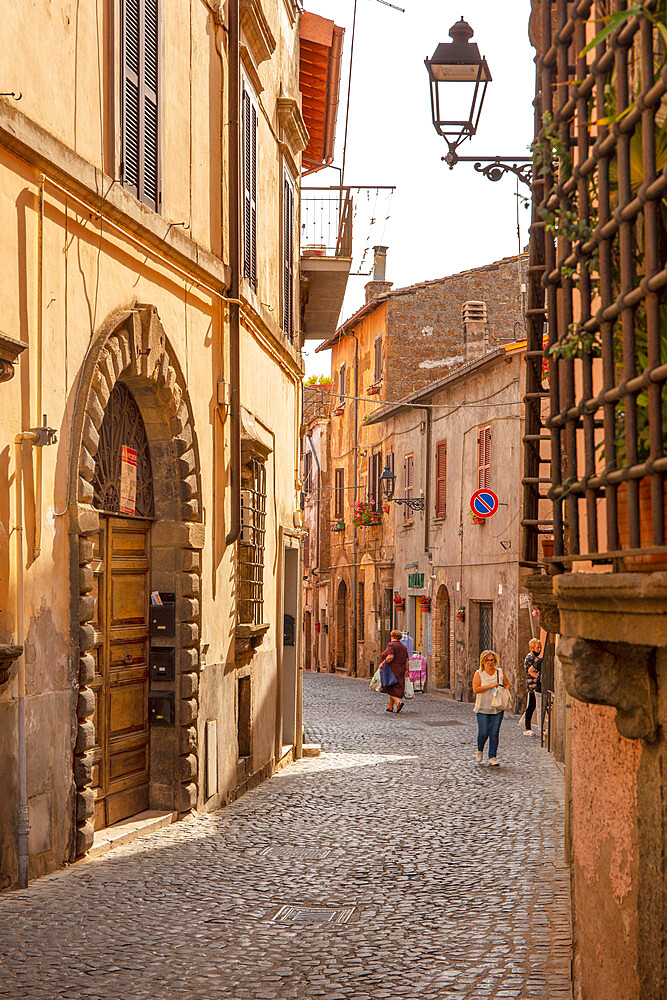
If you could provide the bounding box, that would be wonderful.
[259,846,331,860]
[271,904,357,924]
[423,720,463,727]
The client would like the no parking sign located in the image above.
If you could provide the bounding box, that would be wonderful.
[470,489,499,518]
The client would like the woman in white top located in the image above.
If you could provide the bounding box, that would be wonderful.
[472,649,511,767]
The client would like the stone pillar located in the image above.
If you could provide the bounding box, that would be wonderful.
[554,572,667,1000]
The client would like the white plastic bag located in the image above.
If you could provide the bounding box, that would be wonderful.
[369,668,382,692]
[404,676,414,700]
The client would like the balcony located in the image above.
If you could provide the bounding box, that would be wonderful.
[300,187,353,341]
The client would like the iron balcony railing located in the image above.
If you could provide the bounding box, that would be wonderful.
[301,186,353,259]
[521,0,667,572]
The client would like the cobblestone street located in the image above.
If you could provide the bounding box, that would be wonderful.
[0,674,572,1000]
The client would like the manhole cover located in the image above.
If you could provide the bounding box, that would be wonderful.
[271,904,357,924]
[260,846,331,860]
[423,720,463,727]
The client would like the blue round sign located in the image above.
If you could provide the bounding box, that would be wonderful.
[470,489,499,518]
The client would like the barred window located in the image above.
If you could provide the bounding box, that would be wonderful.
[239,458,266,625]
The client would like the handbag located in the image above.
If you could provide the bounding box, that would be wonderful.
[380,664,398,688]
[491,670,512,711]
[404,676,414,700]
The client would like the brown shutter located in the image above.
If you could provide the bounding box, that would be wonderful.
[243,90,258,288]
[121,0,141,199]
[283,173,294,339]
[142,0,160,211]
[435,440,447,518]
[484,427,491,488]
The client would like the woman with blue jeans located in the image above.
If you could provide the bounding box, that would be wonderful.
[473,649,511,767]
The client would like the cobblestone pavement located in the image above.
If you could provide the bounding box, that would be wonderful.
[0,674,572,1000]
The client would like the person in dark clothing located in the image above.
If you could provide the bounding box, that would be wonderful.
[379,630,409,713]
[523,638,543,736]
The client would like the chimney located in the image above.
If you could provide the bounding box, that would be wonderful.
[462,300,487,361]
[364,245,392,304]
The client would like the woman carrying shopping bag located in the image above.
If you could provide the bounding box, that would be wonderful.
[379,630,409,713]
[472,649,511,766]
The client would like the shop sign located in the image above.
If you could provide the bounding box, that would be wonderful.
[119,445,138,515]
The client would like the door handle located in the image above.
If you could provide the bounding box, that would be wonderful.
[123,652,133,665]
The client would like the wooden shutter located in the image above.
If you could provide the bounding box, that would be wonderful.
[374,336,382,382]
[435,440,447,518]
[367,455,373,504]
[477,426,491,489]
[340,363,346,404]
[243,89,258,288]
[121,0,160,211]
[335,469,344,519]
[374,452,382,512]
[283,172,294,339]
[404,454,413,521]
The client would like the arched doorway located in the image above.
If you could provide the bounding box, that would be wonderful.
[89,381,154,829]
[336,578,347,672]
[435,585,451,689]
[68,306,203,857]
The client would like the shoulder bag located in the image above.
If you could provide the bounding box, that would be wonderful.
[491,670,511,711]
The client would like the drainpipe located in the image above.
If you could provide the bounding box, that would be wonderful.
[225,0,241,547]
[15,431,39,889]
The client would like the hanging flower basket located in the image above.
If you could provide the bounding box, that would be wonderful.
[366,384,381,395]
[333,405,345,416]
[393,594,405,611]
[419,596,431,613]
[353,501,381,527]
[382,503,390,514]
[455,607,465,622]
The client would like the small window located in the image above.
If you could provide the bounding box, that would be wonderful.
[373,336,383,383]
[239,457,266,624]
[477,425,492,489]
[334,468,344,520]
[404,454,414,523]
[242,86,258,289]
[435,440,447,519]
[339,363,346,407]
[303,450,312,494]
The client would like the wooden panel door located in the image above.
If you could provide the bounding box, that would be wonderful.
[91,516,151,829]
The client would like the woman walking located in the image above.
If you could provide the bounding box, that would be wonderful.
[473,649,511,766]
[379,630,409,713]
[523,637,543,736]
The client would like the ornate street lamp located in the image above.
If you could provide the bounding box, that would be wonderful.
[425,17,532,187]
[380,462,425,512]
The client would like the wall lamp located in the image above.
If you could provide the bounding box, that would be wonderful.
[379,462,425,512]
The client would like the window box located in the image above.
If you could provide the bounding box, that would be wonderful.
[366,384,381,395]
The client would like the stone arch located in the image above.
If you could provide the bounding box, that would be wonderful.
[335,577,348,673]
[434,585,451,689]
[68,305,203,858]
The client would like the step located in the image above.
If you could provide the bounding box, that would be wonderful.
[88,809,177,859]
[302,743,321,758]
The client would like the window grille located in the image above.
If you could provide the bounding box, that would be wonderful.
[239,458,266,625]
[478,602,493,658]
[522,2,667,569]
[477,426,491,490]
[121,0,160,211]
[435,440,447,518]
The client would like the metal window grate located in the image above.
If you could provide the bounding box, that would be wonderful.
[239,458,266,625]
[522,1,667,570]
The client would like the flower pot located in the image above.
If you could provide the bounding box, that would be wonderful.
[333,406,345,416]
[455,607,465,622]
[366,385,380,395]
[471,515,485,525]
[616,478,667,571]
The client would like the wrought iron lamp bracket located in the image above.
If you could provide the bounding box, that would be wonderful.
[443,149,533,188]
[392,497,425,512]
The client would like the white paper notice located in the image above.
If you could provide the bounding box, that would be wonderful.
[119,445,137,515]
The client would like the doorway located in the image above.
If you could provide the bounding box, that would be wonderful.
[435,586,451,688]
[282,546,298,747]
[335,579,347,672]
[304,611,312,671]
[90,517,151,829]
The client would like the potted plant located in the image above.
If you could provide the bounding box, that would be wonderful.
[455,607,465,622]
[331,520,345,532]
[393,593,405,612]
[333,404,345,416]
[366,384,381,395]
[353,501,382,527]
[419,596,431,613]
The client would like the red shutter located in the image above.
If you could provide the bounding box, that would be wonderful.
[477,426,491,489]
[435,440,447,518]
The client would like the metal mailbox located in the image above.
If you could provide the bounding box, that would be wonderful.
[149,691,175,726]
[149,647,175,682]
[149,593,176,637]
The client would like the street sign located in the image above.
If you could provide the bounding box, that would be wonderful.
[470,488,499,518]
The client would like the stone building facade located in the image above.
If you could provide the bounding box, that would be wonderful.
[317,251,527,677]
[0,0,321,888]
[366,346,536,705]
[301,383,332,673]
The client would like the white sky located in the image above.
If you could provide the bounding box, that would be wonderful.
[301,0,535,378]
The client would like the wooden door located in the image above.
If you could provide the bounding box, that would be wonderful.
[91,516,151,830]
